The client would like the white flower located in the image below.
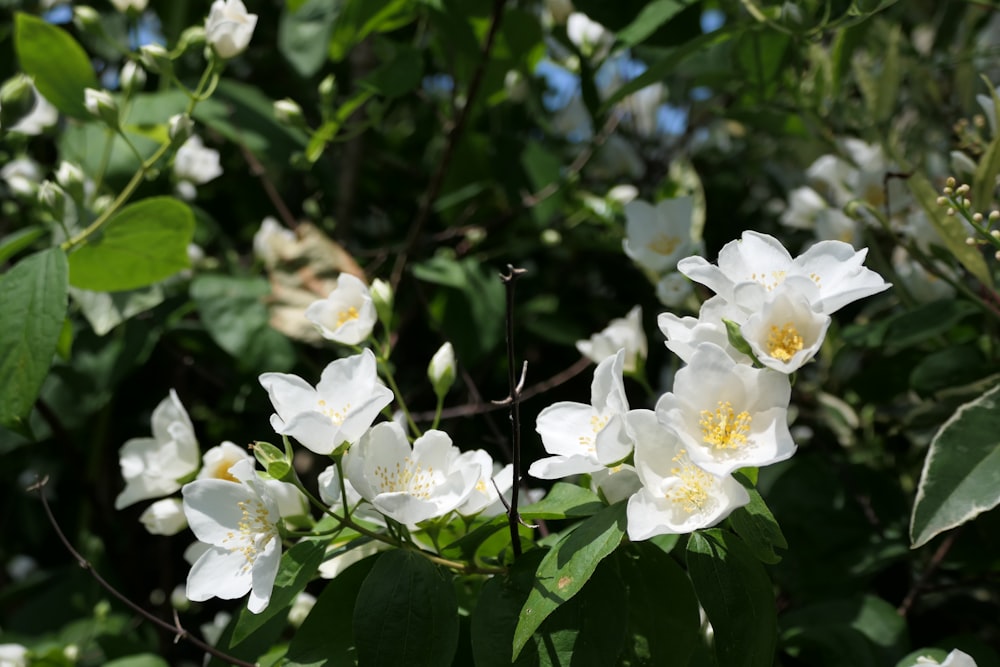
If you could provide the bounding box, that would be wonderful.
[1,156,42,196]
[917,649,979,667]
[110,0,149,12]
[140,498,189,536]
[115,390,200,509]
[182,458,281,614]
[545,0,574,24]
[259,349,394,455]
[288,591,316,628]
[624,197,698,274]
[591,463,642,505]
[655,342,794,475]
[197,441,251,481]
[253,217,297,267]
[344,423,481,525]
[428,342,457,397]
[456,455,511,517]
[318,538,387,580]
[626,409,749,539]
[677,230,890,315]
[529,348,632,477]
[657,294,750,365]
[263,477,308,518]
[174,135,222,185]
[304,273,378,345]
[205,0,259,60]
[891,246,955,303]
[576,305,647,373]
[0,644,29,667]
[656,272,693,307]
[3,84,57,135]
[566,12,611,57]
[739,284,831,373]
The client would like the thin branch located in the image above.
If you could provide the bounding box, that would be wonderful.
[239,143,298,230]
[28,477,256,667]
[897,528,961,617]
[498,265,527,557]
[390,0,508,290]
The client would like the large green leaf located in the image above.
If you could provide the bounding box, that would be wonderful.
[471,549,546,667]
[615,0,688,46]
[285,555,378,666]
[353,549,459,667]
[14,13,98,119]
[231,539,328,645]
[279,0,339,77]
[519,482,604,520]
[728,474,788,564]
[780,595,908,666]
[512,502,627,658]
[67,197,195,292]
[910,381,1000,548]
[687,530,777,667]
[0,248,68,431]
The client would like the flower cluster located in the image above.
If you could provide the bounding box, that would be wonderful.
[533,231,890,540]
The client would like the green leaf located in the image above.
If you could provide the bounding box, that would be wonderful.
[728,474,787,564]
[620,543,701,665]
[279,0,339,77]
[910,381,1000,548]
[70,285,165,336]
[231,539,328,646]
[190,275,296,373]
[0,226,46,265]
[67,197,195,292]
[103,656,170,667]
[973,77,1000,214]
[780,595,908,666]
[353,549,459,667]
[362,41,424,98]
[616,0,688,46]
[471,549,546,667]
[512,502,627,658]
[520,483,604,520]
[285,555,378,666]
[328,0,418,62]
[0,248,68,430]
[687,530,777,667]
[14,13,98,119]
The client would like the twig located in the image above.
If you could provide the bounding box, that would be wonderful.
[496,265,527,557]
[389,0,508,290]
[28,477,256,667]
[239,143,298,230]
[897,528,961,617]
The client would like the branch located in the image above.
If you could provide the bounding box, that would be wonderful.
[497,265,528,557]
[897,528,961,617]
[28,477,256,667]
[239,143,298,230]
[389,0,508,290]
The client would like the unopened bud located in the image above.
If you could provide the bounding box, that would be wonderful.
[273,98,306,130]
[0,75,36,131]
[168,113,193,145]
[428,342,456,399]
[370,278,394,328]
[966,237,977,246]
[253,441,293,482]
[973,212,984,223]
[991,210,1000,222]
[177,26,206,53]
[946,176,956,188]
[73,6,102,34]
[38,180,67,218]
[319,75,337,107]
[120,60,147,96]
[84,88,119,128]
[139,44,172,75]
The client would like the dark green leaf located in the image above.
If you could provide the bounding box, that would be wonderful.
[616,0,688,46]
[15,13,98,119]
[67,197,195,292]
[687,530,777,667]
[362,42,424,98]
[285,555,378,666]
[910,381,1000,547]
[0,226,46,265]
[471,549,546,667]
[353,549,459,667]
[0,248,68,430]
[103,656,170,667]
[231,539,328,646]
[279,0,339,77]
[513,502,627,657]
[519,483,604,520]
[728,474,787,564]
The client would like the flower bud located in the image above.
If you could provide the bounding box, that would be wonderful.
[37,180,67,218]
[0,75,36,131]
[273,98,307,130]
[168,113,194,146]
[139,498,188,535]
[370,278,394,328]
[177,26,207,53]
[428,342,456,399]
[84,88,119,128]
[139,44,172,75]
[170,585,190,611]
[253,441,293,482]
[205,0,259,60]
[73,6,102,34]
[119,61,147,96]
[319,74,337,108]
[110,0,149,13]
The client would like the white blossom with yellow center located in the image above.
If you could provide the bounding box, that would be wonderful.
[655,342,795,476]
[259,349,394,454]
[678,230,890,315]
[529,349,633,479]
[576,305,648,373]
[658,294,752,365]
[304,273,378,345]
[739,285,831,373]
[623,197,700,275]
[344,423,481,526]
[625,409,749,539]
[182,459,281,614]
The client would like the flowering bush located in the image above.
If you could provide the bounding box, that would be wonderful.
[2,1,1000,666]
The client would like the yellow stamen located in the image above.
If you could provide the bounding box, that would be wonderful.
[699,401,752,450]
[337,306,360,327]
[766,322,804,361]
[648,234,681,256]
[668,450,713,513]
